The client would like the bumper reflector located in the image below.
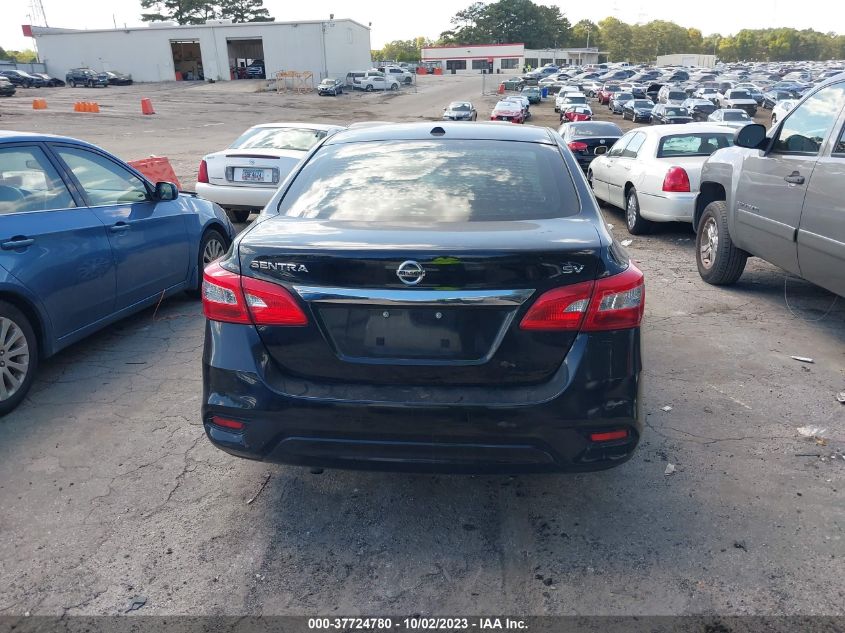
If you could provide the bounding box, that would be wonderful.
[590,429,629,442]
[210,416,245,430]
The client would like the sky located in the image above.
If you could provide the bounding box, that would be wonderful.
[2,0,840,52]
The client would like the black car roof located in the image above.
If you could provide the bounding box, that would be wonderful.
[324,122,557,146]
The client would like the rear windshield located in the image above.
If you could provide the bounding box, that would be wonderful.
[730,91,752,99]
[723,111,750,121]
[230,127,329,152]
[276,140,580,222]
[668,91,686,99]
[657,133,734,158]
[570,123,621,136]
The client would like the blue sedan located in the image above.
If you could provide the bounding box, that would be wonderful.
[0,132,236,414]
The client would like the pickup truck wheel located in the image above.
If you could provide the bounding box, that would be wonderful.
[226,209,250,223]
[68,80,75,88]
[696,200,748,285]
[0,301,38,416]
[625,189,653,235]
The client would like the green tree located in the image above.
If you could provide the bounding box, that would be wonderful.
[0,48,38,62]
[373,38,432,63]
[571,19,599,49]
[439,0,571,48]
[597,17,632,62]
[218,0,273,22]
[140,0,219,25]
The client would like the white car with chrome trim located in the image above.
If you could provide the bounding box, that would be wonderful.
[195,122,345,223]
[588,124,736,234]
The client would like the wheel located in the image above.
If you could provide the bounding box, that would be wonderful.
[87,80,93,88]
[771,113,777,125]
[696,200,748,285]
[365,84,373,92]
[587,170,594,189]
[0,301,38,416]
[226,209,251,223]
[625,188,653,235]
[189,229,229,297]
[390,83,398,91]
[68,80,75,88]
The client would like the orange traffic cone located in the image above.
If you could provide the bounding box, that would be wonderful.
[73,102,81,112]
[90,102,100,113]
[498,82,505,94]
[141,98,155,115]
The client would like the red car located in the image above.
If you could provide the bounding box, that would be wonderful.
[597,84,621,105]
[560,105,593,122]
[490,100,525,123]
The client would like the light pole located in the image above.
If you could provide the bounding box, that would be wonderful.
[586,26,591,50]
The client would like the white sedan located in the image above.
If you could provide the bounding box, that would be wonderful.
[707,108,753,129]
[196,123,344,223]
[771,99,796,126]
[588,124,735,234]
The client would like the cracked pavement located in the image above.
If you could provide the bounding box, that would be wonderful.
[0,76,843,616]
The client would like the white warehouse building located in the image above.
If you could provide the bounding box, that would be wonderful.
[27,18,372,83]
[420,43,602,74]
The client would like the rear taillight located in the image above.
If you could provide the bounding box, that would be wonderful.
[567,141,588,152]
[520,264,644,332]
[197,159,209,184]
[202,262,250,323]
[662,166,690,192]
[582,264,645,331]
[202,262,308,326]
[519,281,594,331]
[241,276,308,326]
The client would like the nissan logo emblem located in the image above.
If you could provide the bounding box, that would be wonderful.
[396,260,425,286]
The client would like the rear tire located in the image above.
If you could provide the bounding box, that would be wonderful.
[0,301,38,417]
[189,228,229,297]
[625,188,653,235]
[365,84,373,92]
[696,200,748,285]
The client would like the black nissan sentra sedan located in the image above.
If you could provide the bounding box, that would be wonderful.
[201,122,644,473]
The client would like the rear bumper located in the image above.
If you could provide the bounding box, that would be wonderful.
[201,323,643,473]
[195,182,276,210]
[638,191,696,223]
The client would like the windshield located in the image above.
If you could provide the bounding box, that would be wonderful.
[664,107,689,116]
[230,127,329,152]
[564,96,587,104]
[449,103,471,111]
[657,133,734,158]
[277,140,580,222]
[723,111,750,121]
[668,91,686,100]
[631,100,653,108]
[730,91,752,99]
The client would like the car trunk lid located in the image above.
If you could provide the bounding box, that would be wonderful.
[238,217,605,386]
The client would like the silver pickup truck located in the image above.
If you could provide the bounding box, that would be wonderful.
[694,74,845,297]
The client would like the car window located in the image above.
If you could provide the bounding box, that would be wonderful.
[276,140,580,222]
[772,83,845,155]
[609,132,637,157]
[621,133,646,158]
[657,133,734,158]
[55,146,150,206]
[0,146,76,215]
[833,124,845,156]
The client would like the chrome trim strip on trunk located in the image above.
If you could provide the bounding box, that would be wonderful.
[292,286,535,306]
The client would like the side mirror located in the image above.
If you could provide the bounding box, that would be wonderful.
[735,124,767,149]
[155,181,178,201]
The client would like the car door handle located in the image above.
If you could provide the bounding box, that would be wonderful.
[784,172,805,185]
[0,237,35,250]
[109,222,130,233]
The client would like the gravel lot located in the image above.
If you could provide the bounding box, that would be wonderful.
[0,75,843,617]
